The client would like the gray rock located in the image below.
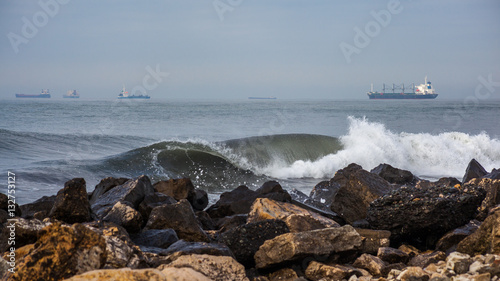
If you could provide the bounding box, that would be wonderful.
[137,192,176,222]
[377,247,410,264]
[353,253,387,276]
[408,251,446,268]
[19,195,56,220]
[102,201,143,233]
[462,159,488,184]
[89,177,129,205]
[49,178,91,223]
[132,229,178,249]
[371,163,417,185]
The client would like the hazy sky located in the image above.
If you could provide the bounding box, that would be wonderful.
[1,0,499,100]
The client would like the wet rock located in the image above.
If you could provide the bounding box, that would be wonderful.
[160,254,249,281]
[329,163,393,224]
[446,251,472,274]
[457,206,500,255]
[377,247,410,264]
[408,251,446,268]
[268,268,298,281]
[206,185,259,219]
[254,225,362,269]
[309,179,340,207]
[255,181,292,203]
[218,219,290,266]
[305,261,361,281]
[462,159,488,184]
[290,189,344,224]
[11,222,107,281]
[217,214,247,233]
[484,168,500,180]
[154,178,195,201]
[19,195,56,219]
[137,192,176,222]
[92,175,154,219]
[371,163,417,185]
[248,197,339,232]
[474,178,500,220]
[416,177,461,189]
[145,199,209,242]
[353,253,387,276]
[191,189,209,211]
[0,218,51,252]
[367,185,486,248]
[103,201,143,233]
[48,178,91,223]
[355,228,391,255]
[196,211,216,230]
[435,220,480,254]
[131,229,178,249]
[89,177,129,205]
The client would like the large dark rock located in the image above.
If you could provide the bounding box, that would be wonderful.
[255,180,291,202]
[102,201,143,233]
[473,178,500,220]
[137,192,176,222]
[309,180,340,208]
[91,175,154,219]
[89,177,129,205]
[329,163,393,224]
[190,189,209,211]
[154,178,195,201]
[206,185,258,219]
[367,185,486,249]
[218,219,290,266]
[145,199,209,242]
[132,229,179,249]
[457,206,500,256]
[484,168,500,180]
[435,220,480,254]
[370,163,417,185]
[0,218,51,252]
[49,178,91,224]
[0,192,22,217]
[377,247,410,264]
[416,177,461,189]
[290,189,345,224]
[216,214,248,233]
[20,195,56,220]
[462,158,488,184]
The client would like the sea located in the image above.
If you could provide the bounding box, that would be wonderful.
[1,98,499,205]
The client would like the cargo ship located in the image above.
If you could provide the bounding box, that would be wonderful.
[117,86,150,99]
[16,89,51,98]
[63,90,80,98]
[367,77,438,99]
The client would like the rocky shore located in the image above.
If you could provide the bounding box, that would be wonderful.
[1,159,500,281]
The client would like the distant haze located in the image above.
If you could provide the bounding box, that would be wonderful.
[1,1,499,100]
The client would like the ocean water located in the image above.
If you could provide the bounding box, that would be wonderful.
[1,98,499,205]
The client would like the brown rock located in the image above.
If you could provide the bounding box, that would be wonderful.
[0,218,51,252]
[377,247,410,264]
[154,178,195,201]
[89,177,129,205]
[371,163,417,185]
[474,178,500,220]
[353,253,387,276]
[206,185,259,219]
[49,178,91,223]
[457,206,500,255]
[408,251,446,268]
[435,220,480,254]
[103,201,143,233]
[268,268,298,281]
[11,222,107,281]
[305,261,360,281]
[20,195,56,219]
[65,268,200,281]
[355,228,391,255]
[396,266,430,281]
[254,225,362,269]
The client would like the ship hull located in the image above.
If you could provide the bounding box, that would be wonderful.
[368,93,438,99]
[117,96,150,99]
[63,96,80,98]
[16,94,51,98]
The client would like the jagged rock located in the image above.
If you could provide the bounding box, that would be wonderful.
[160,254,249,281]
[154,178,195,201]
[206,185,259,219]
[268,268,298,281]
[216,214,247,233]
[377,247,410,264]
[435,220,480,254]
[0,218,51,252]
[329,163,393,224]
[398,244,421,258]
[0,209,7,224]
[132,229,178,249]
[92,175,154,219]
[191,189,209,211]
[196,211,216,230]
[305,261,361,281]
[381,263,407,277]
[408,251,446,268]
[137,192,176,222]
[49,178,91,223]
[65,268,210,281]
[11,222,107,281]
[396,266,430,281]
[102,201,143,233]
[248,198,339,232]
[145,199,209,242]
[218,219,289,266]
[161,267,213,281]
[446,251,472,274]
[355,228,391,255]
[484,168,500,180]
[353,253,387,276]
[254,225,362,269]
[457,206,500,255]
[371,163,417,185]
[89,177,129,205]
[309,179,340,207]
[19,195,56,219]
[462,159,488,184]
[367,185,486,248]
[255,181,292,203]
[0,193,22,217]
[416,177,461,189]
[473,178,500,220]
[290,189,344,224]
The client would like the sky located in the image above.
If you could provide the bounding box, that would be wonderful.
[0,0,499,100]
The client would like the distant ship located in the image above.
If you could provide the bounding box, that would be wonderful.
[63,90,80,98]
[117,86,150,99]
[367,77,438,99]
[248,97,277,100]
[16,89,51,98]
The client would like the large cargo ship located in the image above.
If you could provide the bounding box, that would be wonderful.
[16,89,51,98]
[367,77,438,99]
[63,90,80,98]
[117,86,150,99]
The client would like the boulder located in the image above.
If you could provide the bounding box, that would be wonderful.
[408,251,446,268]
[216,214,247,233]
[206,185,259,219]
[255,181,291,202]
[329,163,393,224]
[289,189,345,224]
[268,268,298,281]
[154,178,195,201]
[305,261,361,281]
[145,199,209,242]
[91,175,154,219]
[248,198,339,232]
[370,163,417,185]
[254,225,362,269]
[49,178,91,223]
[484,168,500,180]
[66,268,209,281]
[446,251,472,274]
[11,222,107,281]
[396,267,430,281]
[377,247,410,264]
[435,220,480,254]
[473,178,500,220]
[137,192,176,222]
[457,206,500,255]
[19,195,56,219]
[102,201,143,233]
[352,253,387,276]
[160,254,249,281]
[355,228,391,255]
[367,185,486,248]
[462,159,488,184]
[191,189,209,211]
[218,219,290,266]
[0,192,22,217]
[0,218,51,252]
[196,211,216,230]
[131,229,178,249]
[89,177,129,205]
[309,179,340,207]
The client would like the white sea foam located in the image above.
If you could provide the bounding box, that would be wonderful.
[261,117,500,180]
